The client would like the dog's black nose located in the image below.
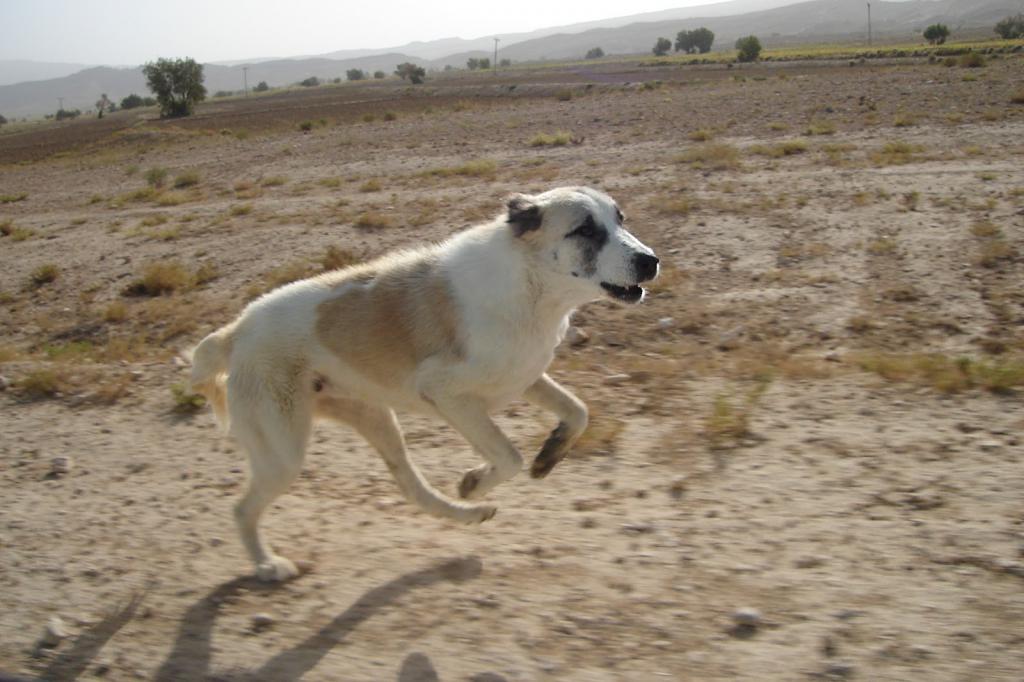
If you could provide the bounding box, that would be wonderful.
[633,253,660,282]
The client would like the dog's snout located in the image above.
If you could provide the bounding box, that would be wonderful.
[633,253,660,282]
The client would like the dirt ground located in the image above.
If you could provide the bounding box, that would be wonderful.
[2,54,1024,681]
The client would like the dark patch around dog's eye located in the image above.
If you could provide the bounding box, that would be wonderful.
[615,206,625,224]
[566,215,606,245]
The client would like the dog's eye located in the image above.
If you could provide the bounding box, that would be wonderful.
[568,216,598,240]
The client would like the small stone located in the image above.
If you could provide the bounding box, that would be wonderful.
[603,373,631,386]
[50,457,73,476]
[209,537,224,547]
[620,522,654,535]
[732,607,762,627]
[668,476,687,499]
[657,317,675,331]
[566,326,589,347]
[824,351,842,363]
[978,440,1002,452]
[250,613,275,631]
[38,616,69,649]
[716,328,743,351]
[0,375,9,391]
[580,517,597,529]
[794,555,826,569]
[824,661,855,678]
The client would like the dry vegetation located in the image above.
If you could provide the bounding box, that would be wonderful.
[1,48,1023,682]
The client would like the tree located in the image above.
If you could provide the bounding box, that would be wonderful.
[585,47,604,59]
[373,70,386,79]
[142,57,207,118]
[499,58,511,67]
[0,114,7,126]
[467,57,480,70]
[55,108,81,121]
[254,80,270,92]
[675,30,695,53]
[735,35,762,62]
[299,76,320,87]
[478,58,491,70]
[994,13,1024,39]
[923,24,950,45]
[346,69,366,81]
[691,27,715,53]
[653,37,672,56]
[394,62,425,84]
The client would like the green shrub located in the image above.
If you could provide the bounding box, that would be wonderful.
[142,58,207,117]
[144,167,168,188]
[735,36,762,63]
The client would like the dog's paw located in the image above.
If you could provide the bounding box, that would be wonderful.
[453,503,497,524]
[530,422,570,479]
[255,555,300,582]
[458,466,487,500]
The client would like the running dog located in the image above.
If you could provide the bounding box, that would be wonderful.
[190,186,659,580]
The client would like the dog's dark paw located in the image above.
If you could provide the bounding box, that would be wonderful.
[458,468,484,499]
[530,422,570,479]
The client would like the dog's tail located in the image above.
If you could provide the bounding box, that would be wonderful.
[187,322,236,431]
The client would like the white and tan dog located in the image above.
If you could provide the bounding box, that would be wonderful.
[190,186,658,581]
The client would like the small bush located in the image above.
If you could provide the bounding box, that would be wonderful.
[254,81,270,92]
[321,245,360,271]
[144,167,168,188]
[383,111,397,121]
[1010,90,1024,105]
[300,76,320,87]
[173,170,200,188]
[676,143,741,171]
[29,263,59,287]
[261,176,288,187]
[960,52,985,68]
[585,47,605,59]
[171,383,207,413]
[359,179,382,192]
[804,120,835,136]
[298,120,314,132]
[530,131,573,147]
[689,129,714,142]
[103,301,128,322]
[355,211,392,229]
[16,368,67,400]
[421,159,497,178]
[230,204,252,216]
[735,35,762,63]
[0,193,28,204]
[123,261,192,296]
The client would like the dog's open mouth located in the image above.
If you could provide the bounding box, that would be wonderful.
[600,282,645,303]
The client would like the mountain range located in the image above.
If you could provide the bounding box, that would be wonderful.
[0,0,1020,120]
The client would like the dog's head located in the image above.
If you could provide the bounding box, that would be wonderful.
[506,186,658,304]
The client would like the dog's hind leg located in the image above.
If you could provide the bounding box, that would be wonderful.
[524,373,589,479]
[316,397,496,523]
[231,392,312,582]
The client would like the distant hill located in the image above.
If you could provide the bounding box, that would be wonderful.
[497,0,1024,62]
[1,0,1020,119]
[0,60,94,87]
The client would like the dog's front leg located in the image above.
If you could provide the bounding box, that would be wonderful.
[426,392,524,500]
[523,373,589,479]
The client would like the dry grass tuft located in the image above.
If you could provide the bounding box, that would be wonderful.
[123,261,193,296]
[676,143,741,171]
[857,353,1024,394]
[171,383,207,413]
[15,368,69,400]
[173,170,201,188]
[355,211,393,229]
[321,245,361,271]
[421,159,497,178]
[529,131,574,147]
[29,263,59,287]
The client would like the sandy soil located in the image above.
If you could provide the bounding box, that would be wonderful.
[1,55,1023,681]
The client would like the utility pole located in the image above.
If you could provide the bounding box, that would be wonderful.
[493,37,500,72]
[867,2,872,46]
[243,66,249,96]
[57,97,64,111]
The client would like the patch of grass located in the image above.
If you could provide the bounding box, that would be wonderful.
[383,111,398,121]
[750,139,808,157]
[1,221,35,241]
[29,263,59,287]
[321,245,360,271]
[355,211,393,229]
[804,120,836,136]
[650,195,698,216]
[359,179,382,192]
[1011,90,1024,105]
[870,140,922,166]
[421,159,498,178]
[156,191,189,207]
[858,353,1024,394]
[866,238,898,256]
[0,192,28,204]
[318,176,342,188]
[43,341,94,361]
[768,122,788,131]
[894,113,918,127]
[676,143,741,171]
[261,175,288,187]
[123,261,193,296]
[529,131,573,147]
[974,241,1018,268]
[173,170,201,188]
[362,113,376,123]
[689,129,714,142]
[230,203,252,216]
[103,301,128,322]
[299,121,314,132]
[15,368,68,400]
[171,383,207,414]
[123,187,158,203]
[970,220,1001,238]
[140,214,168,227]
[704,394,754,449]
[144,167,168,188]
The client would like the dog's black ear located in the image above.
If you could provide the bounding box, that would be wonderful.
[506,194,542,237]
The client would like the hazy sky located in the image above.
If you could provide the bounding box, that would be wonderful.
[1,0,797,65]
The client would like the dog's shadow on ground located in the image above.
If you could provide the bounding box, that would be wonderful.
[155,556,492,682]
